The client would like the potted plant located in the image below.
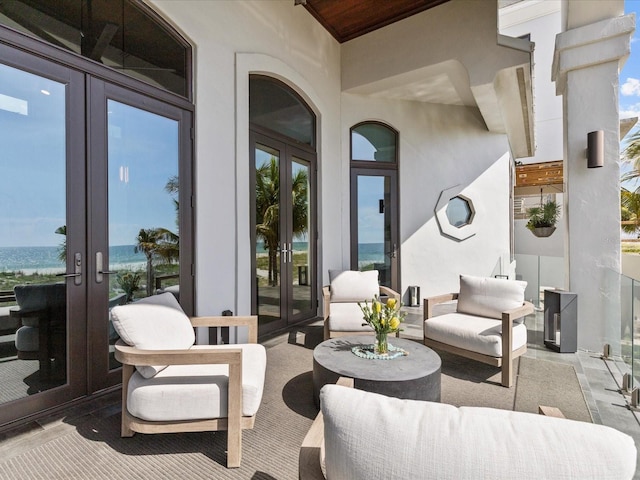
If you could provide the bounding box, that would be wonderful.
[526,200,560,238]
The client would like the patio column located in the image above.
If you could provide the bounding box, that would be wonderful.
[552,7,634,353]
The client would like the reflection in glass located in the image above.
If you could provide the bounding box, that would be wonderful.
[351,124,397,162]
[446,196,472,227]
[357,176,392,286]
[249,77,315,146]
[255,145,281,325]
[0,0,189,97]
[292,158,311,315]
[0,63,67,402]
[107,100,179,369]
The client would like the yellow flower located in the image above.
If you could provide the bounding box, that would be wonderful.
[386,298,397,309]
[390,317,400,330]
[373,301,381,314]
[381,318,387,326]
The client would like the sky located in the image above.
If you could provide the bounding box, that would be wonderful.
[0,63,178,249]
[621,1,640,120]
[620,0,640,189]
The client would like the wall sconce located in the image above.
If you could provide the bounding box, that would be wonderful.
[587,130,604,168]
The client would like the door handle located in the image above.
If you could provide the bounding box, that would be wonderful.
[95,252,116,283]
[281,243,292,263]
[56,252,82,286]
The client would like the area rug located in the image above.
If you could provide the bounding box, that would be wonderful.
[0,325,591,480]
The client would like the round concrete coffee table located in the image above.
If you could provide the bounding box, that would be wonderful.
[312,335,441,407]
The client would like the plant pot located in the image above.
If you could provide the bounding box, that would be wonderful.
[532,226,556,238]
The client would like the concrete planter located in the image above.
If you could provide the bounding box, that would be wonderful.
[532,226,556,238]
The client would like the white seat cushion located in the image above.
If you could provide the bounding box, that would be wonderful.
[327,302,373,333]
[329,270,379,302]
[127,344,267,421]
[457,275,527,320]
[321,385,637,480]
[424,312,527,357]
[111,292,195,378]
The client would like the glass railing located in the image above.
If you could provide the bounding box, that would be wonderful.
[619,273,636,383]
[514,254,565,309]
[516,254,640,389]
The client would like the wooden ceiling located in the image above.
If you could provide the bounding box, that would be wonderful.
[300,0,451,43]
[516,161,563,188]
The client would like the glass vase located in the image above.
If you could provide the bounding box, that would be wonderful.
[374,332,389,355]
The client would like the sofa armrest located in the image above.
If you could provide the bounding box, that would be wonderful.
[114,342,243,367]
[502,301,534,323]
[379,286,400,301]
[424,293,459,320]
[190,315,258,343]
[322,286,331,321]
[299,377,354,480]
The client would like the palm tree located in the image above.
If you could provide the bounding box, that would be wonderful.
[621,187,640,236]
[255,157,308,286]
[135,228,178,296]
[622,129,640,184]
[55,225,66,263]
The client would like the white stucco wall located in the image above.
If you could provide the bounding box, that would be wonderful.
[147,0,343,319]
[500,0,563,165]
[144,0,525,327]
[342,95,512,301]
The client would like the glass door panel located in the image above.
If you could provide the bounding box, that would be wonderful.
[0,63,68,399]
[352,172,398,291]
[255,143,282,327]
[290,158,312,317]
[105,100,180,370]
[0,54,86,426]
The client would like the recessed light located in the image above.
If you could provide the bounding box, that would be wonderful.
[40,89,50,95]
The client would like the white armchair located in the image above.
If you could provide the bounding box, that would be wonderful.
[111,293,266,468]
[322,270,400,340]
[424,275,534,387]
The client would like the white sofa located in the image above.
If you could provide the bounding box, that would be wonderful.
[424,274,534,387]
[300,384,637,480]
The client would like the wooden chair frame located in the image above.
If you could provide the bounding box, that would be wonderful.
[114,315,258,468]
[322,285,401,340]
[423,293,534,387]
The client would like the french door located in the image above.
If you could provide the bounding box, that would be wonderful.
[0,46,192,427]
[350,169,400,292]
[251,131,317,335]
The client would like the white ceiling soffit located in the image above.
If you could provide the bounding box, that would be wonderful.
[343,59,476,107]
[342,52,535,159]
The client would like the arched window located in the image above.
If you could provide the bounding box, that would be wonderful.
[350,122,399,290]
[250,76,315,147]
[351,122,398,163]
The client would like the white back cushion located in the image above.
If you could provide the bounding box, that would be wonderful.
[321,385,637,480]
[329,270,379,302]
[457,275,527,319]
[111,293,195,378]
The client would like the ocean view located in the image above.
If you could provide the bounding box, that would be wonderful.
[1,242,386,273]
[0,245,146,273]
